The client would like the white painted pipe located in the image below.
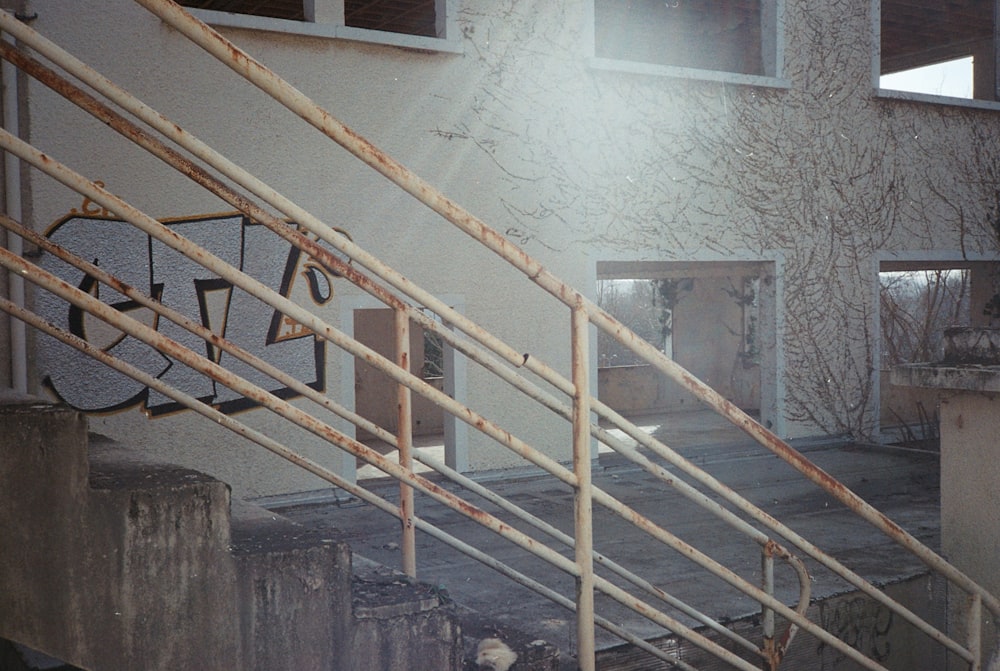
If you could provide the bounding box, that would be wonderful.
[1,21,26,393]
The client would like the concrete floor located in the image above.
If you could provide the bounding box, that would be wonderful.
[267,409,941,664]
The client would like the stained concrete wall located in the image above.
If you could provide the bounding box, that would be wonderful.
[878,372,940,436]
[938,393,1000,601]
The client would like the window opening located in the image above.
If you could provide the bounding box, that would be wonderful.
[346,0,438,37]
[879,268,970,367]
[880,56,974,99]
[597,279,680,366]
[179,0,442,37]
[880,0,995,100]
[878,266,972,446]
[593,0,776,77]
[179,0,305,21]
[596,270,765,424]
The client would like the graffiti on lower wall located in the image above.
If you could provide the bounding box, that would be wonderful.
[36,211,344,417]
[816,595,893,666]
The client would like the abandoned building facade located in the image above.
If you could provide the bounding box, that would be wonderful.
[2,0,1000,499]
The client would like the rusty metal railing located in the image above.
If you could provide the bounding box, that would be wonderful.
[2,4,1000,670]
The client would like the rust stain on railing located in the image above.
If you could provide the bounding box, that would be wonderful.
[3,4,1000,670]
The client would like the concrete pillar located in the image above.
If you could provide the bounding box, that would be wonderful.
[892,327,1000,658]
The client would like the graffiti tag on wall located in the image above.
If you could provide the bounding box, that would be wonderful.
[36,211,343,417]
[816,595,893,666]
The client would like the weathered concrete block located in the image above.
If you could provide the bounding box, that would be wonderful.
[350,559,463,671]
[0,401,92,665]
[0,402,363,671]
[84,444,241,670]
[231,500,353,671]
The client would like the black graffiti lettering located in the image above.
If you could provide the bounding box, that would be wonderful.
[37,213,338,417]
[303,264,332,305]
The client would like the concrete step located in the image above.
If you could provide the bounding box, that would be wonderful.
[0,398,463,671]
[348,555,561,671]
[259,489,563,671]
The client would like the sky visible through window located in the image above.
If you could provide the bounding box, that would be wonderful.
[880,56,974,98]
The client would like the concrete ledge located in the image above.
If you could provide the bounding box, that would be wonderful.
[231,500,353,671]
[893,327,1000,392]
[350,556,463,670]
[942,327,1000,364]
[892,362,1000,392]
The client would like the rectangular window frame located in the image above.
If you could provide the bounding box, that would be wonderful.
[587,0,789,89]
[874,0,1000,110]
[181,0,462,53]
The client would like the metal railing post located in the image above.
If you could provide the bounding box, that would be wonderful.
[7,5,1000,667]
[969,593,983,671]
[572,303,596,671]
[762,546,777,670]
[396,307,416,578]
[28,4,997,635]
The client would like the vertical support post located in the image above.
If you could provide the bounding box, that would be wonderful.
[396,307,416,578]
[968,593,983,671]
[304,0,341,23]
[756,267,779,434]
[443,320,469,472]
[761,545,777,670]
[2,27,27,393]
[571,302,596,671]
[434,0,447,37]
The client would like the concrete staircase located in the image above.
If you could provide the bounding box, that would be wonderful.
[0,396,463,671]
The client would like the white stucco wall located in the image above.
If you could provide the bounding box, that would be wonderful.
[10,0,1000,495]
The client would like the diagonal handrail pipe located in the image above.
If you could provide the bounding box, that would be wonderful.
[0,293,706,671]
[0,243,789,671]
[0,36,812,657]
[0,126,816,669]
[0,17,785,555]
[0,39,926,655]
[4,4,999,666]
[119,0,1000,631]
[0,39,812,658]
[3,3,996,668]
[0,126,901,669]
[0,125,952,669]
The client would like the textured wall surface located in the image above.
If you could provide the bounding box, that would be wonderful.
[17,0,1000,493]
